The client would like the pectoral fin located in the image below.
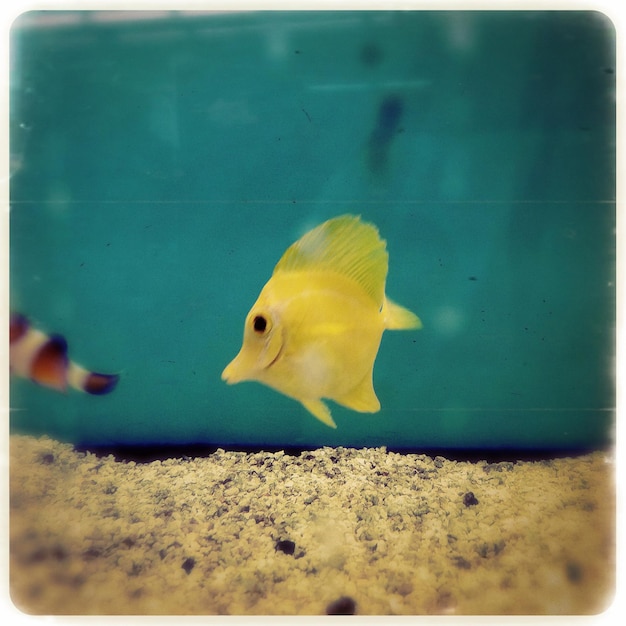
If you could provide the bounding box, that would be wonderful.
[301,399,337,429]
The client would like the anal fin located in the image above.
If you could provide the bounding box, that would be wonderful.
[335,374,381,413]
[301,399,337,429]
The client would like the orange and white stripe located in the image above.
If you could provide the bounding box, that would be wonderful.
[10,313,119,395]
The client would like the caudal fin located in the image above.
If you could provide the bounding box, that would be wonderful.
[67,362,119,395]
[384,297,422,330]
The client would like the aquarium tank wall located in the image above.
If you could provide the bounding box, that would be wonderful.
[9,10,615,452]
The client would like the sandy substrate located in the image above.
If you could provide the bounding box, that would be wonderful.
[9,434,615,615]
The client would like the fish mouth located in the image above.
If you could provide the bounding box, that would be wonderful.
[221,342,283,385]
[221,357,242,384]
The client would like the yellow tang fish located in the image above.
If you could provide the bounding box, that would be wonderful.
[221,214,422,428]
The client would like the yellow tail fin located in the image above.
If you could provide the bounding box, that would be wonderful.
[384,297,422,330]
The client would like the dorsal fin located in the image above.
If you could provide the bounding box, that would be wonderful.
[273,215,388,305]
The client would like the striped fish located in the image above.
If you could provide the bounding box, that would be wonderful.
[10,313,119,395]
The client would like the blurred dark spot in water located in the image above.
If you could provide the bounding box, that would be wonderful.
[359,42,383,67]
[367,95,404,176]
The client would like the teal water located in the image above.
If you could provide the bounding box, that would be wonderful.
[9,11,615,450]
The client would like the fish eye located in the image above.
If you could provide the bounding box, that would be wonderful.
[253,315,268,334]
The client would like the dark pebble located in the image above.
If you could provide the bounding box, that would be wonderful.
[566,561,583,583]
[181,557,195,574]
[38,452,55,465]
[82,547,102,560]
[451,556,472,570]
[483,461,515,474]
[463,492,479,506]
[51,545,68,561]
[275,539,296,555]
[28,545,67,563]
[326,596,357,615]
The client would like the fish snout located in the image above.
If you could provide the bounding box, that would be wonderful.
[221,361,237,384]
[221,355,246,384]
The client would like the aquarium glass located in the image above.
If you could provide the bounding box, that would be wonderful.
[9,10,616,451]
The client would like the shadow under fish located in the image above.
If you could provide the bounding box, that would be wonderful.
[9,313,119,395]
